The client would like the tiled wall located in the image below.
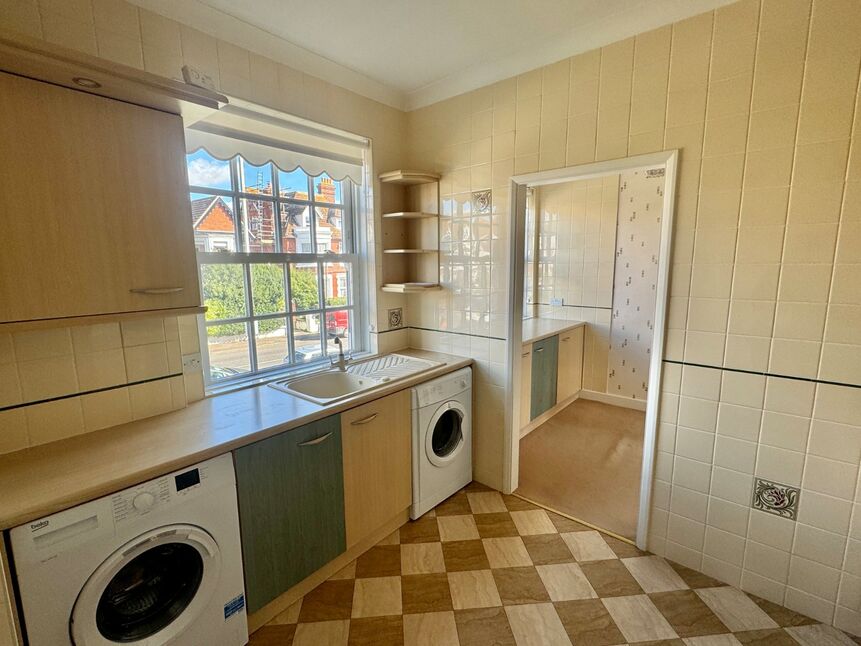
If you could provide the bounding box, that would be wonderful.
[404,0,861,632]
[654,364,861,632]
[0,316,203,455]
[534,175,618,311]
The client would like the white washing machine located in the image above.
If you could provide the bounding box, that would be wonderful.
[411,367,473,519]
[10,453,248,646]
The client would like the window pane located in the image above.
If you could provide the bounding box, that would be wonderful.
[239,198,277,253]
[250,264,286,315]
[279,202,312,253]
[291,314,322,364]
[290,263,320,311]
[240,159,272,195]
[325,309,352,354]
[313,173,342,204]
[201,264,246,321]
[324,262,351,306]
[206,322,251,380]
[191,194,236,252]
[315,206,347,253]
[187,150,231,190]
[255,318,289,370]
[278,167,309,198]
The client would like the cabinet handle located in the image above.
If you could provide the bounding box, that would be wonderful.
[534,347,544,353]
[298,431,333,446]
[351,413,378,425]
[562,336,571,341]
[521,351,530,357]
[130,287,185,295]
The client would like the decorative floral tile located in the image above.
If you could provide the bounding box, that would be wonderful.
[472,190,491,215]
[752,478,800,520]
[388,307,403,329]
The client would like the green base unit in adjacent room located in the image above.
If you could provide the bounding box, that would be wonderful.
[233,415,346,614]
[530,334,559,420]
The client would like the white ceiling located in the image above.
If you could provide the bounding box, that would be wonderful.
[131,0,735,110]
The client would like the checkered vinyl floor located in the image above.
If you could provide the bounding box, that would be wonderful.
[250,483,860,646]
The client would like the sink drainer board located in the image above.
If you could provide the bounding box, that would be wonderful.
[346,354,442,381]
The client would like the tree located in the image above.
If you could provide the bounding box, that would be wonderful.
[203,264,287,336]
[290,266,319,311]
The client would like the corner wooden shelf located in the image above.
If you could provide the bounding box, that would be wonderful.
[378,169,441,293]
[382,211,438,220]
[379,170,440,186]
[381,284,442,294]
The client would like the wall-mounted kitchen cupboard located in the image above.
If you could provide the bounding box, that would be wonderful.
[0,72,202,327]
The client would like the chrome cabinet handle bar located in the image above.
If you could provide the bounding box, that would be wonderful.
[130,287,185,294]
[534,347,544,353]
[351,413,378,426]
[298,432,333,446]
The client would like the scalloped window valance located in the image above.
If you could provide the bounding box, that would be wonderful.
[185,97,368,185]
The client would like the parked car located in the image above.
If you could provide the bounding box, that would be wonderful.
[326,310,349,338]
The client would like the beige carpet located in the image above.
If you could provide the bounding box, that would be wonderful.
[515,399,646,540]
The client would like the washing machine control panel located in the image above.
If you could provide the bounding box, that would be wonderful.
[111,477,170,523]
[110,464,213,524]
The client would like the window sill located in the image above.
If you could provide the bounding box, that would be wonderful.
[203,352,374,398]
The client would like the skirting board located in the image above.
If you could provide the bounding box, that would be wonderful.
[247,507,410,633]
[520,392,580,439]
[579,389,647,412]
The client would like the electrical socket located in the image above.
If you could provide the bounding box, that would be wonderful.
[550,297,564,307]
[182,353,202,373]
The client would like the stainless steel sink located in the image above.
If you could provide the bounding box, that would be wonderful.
[269,353,444,405]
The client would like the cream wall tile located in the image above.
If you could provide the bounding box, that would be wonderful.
[0,409,28,455]
[128,379,173,420]
[803,456,858,501]
[745,540,790,583]
[81,388,132,432]
[18,356,78,402]
[121,318,165,347]
[13,327,72,361]
[76,348,127,391]
[749,509,795,552]
[756,445,805,486]
[797,491,853,536]
[124,343,169,382]
[71,323,122,354]
[0,364,22,408]
[788,556,841,602]
[26,398,84,446]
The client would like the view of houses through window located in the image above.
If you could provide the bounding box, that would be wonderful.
[187,149,357,383]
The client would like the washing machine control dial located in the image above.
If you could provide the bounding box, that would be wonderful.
[132,492,156,512]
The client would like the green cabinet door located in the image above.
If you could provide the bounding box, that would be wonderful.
[234,415,346,614]
[530,334,559,420]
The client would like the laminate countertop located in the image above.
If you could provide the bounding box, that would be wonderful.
[0,349,472,530]
[522,318,586,344]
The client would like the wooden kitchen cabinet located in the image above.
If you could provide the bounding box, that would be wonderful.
[233,416,346,614]
[556,326,584,402]
[341,390,411,548]
[520,344,533,429]
[530,335,559,420]
[0,72,200,324]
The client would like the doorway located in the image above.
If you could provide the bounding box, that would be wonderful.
[504,151,678,548]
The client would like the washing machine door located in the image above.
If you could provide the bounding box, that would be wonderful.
[70,524,222,645]
[425,401,467,467]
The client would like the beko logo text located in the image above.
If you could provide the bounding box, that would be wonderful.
[30,520,49,532]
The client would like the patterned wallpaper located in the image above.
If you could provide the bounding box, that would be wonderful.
[607,167,665,401]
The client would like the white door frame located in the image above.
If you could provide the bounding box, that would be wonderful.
[503,150,679,549]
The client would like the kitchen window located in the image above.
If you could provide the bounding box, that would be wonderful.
[188,149,362,385]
